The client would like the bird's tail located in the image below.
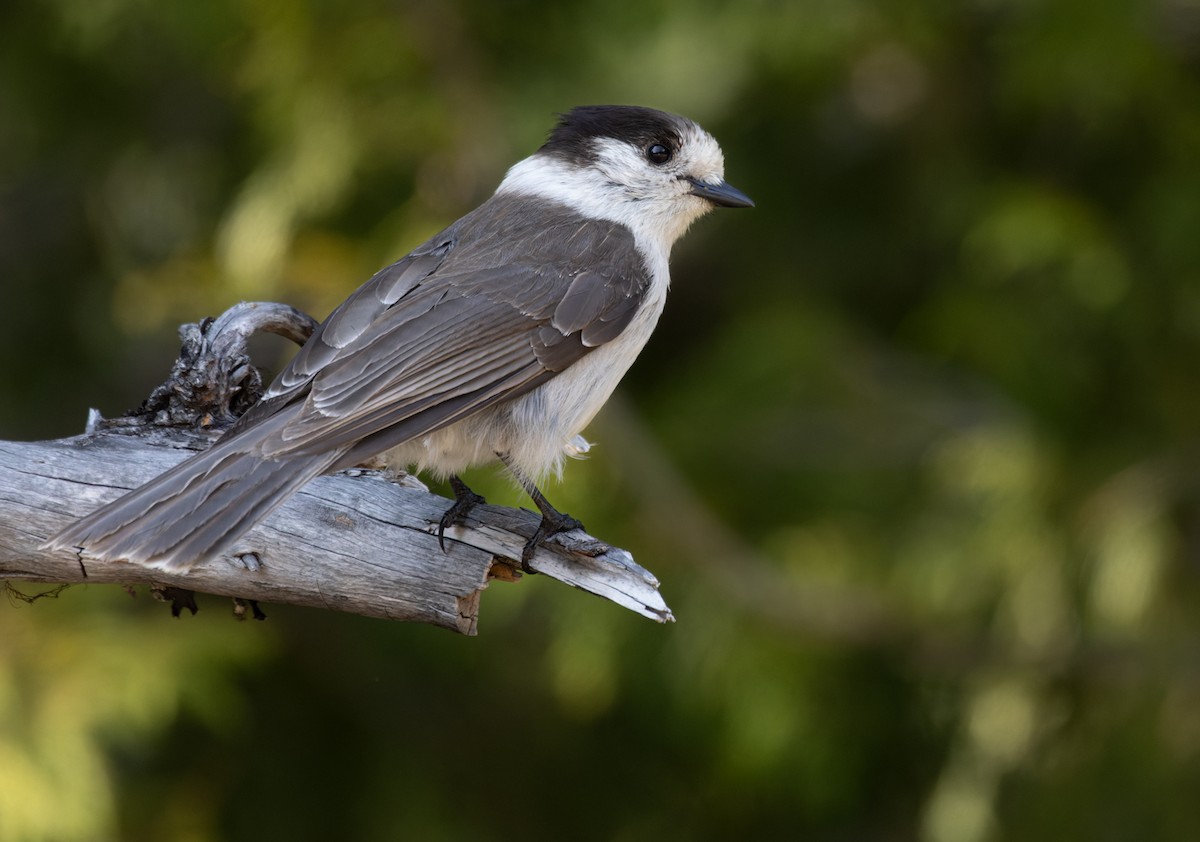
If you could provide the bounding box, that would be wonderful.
[41,436,341,572]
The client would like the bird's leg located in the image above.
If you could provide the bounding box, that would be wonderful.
[438,475,487,552]
[499,454,584,573]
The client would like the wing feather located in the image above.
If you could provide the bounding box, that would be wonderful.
[237,194,651,462]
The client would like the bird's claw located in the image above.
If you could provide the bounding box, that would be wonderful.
[520,511,585,573]
[438,477,487,552]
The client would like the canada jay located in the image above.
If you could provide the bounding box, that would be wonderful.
[44,105,753,571]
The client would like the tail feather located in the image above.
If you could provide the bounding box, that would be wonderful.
[147,453,337,568]
[42,437,342,571]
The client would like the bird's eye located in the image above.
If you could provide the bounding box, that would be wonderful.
[647,143,672,165]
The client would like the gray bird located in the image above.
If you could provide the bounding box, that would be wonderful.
[43,105,754,571]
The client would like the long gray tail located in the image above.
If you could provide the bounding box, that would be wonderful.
[41,435,341,571]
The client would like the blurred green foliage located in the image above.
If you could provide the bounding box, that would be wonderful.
[3,0,1200,839]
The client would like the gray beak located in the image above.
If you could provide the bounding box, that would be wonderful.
[687,177,755,208]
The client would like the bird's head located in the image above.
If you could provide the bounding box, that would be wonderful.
[499,105,753,252]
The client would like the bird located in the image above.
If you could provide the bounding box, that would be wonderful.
[43,105,754,572]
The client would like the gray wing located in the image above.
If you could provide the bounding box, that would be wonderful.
[228,194,650,461]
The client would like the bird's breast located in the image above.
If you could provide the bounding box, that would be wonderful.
[499,272,668,479]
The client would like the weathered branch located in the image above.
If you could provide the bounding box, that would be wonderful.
[0,303,673,633]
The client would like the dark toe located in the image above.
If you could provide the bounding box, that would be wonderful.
[520,511,585,571]
[438,486,487,552]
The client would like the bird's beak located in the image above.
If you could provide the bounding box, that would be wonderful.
[687,177,755,208]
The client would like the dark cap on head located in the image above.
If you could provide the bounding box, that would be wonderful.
[540,105,690,166]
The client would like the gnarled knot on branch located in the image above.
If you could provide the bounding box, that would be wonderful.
[100,302,320,432]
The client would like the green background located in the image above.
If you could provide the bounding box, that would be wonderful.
[4,0,1200,839]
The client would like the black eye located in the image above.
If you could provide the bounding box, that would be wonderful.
[647,143,672,165]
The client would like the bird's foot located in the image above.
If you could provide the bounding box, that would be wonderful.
[438,475,487,552]
[521,508,585,573]
[495,452,586,574]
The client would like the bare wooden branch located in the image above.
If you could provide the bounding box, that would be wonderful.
[0,303,673,633]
